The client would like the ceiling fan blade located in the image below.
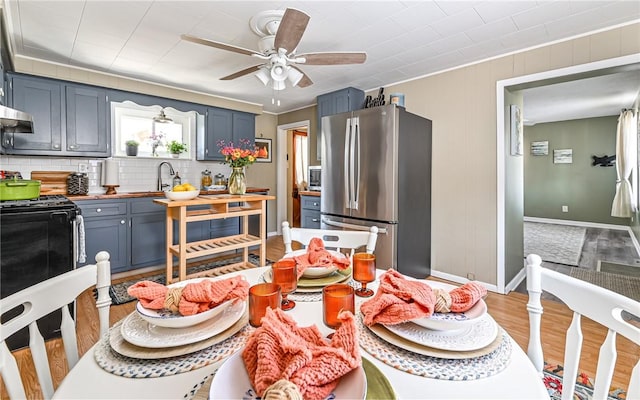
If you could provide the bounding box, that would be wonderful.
[274,8,310,52]
[221,65,263,80]
[291,66,313,87]
[298,52,367,65]
[181,34,260,57]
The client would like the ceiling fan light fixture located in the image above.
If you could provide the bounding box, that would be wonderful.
[153,109,173,124]
[287,67,303,87]
[270,62,288,82]
[271,80,286,91]
[255,68,271,86]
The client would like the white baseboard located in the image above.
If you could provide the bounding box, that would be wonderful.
[430,270,500,294]
[524,217,640,258]
[505,266,527,294]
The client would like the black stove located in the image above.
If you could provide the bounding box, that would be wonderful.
[1,194,80,350]
[0,195,78,213]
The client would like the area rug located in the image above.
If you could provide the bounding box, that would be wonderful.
[569,267,640,302]
[543,362,627,399]
[598,260,640,278]
[106,254,269,305]
[524,222,586,266]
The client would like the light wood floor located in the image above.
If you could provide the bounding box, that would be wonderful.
[3,235,638,399]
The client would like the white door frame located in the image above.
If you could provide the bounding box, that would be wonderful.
[496,53,640,294]
[276,120,311,235]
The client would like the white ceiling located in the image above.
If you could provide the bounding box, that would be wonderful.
[2,0,640,118]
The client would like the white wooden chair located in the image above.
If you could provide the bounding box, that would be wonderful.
[0,251,111,399]
[525,254,640,400]
[282,221,378,258]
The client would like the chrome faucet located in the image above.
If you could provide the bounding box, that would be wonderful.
[157,161,175,191]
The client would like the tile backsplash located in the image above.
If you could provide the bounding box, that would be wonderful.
[1,155,236,194]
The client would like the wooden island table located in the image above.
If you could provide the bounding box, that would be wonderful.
[153,194,275,284]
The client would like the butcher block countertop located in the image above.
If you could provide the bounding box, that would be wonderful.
[299,190,321,197]
[66,187,270,201]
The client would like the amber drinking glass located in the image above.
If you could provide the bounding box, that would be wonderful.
[353,252,376,297]
[248,283,281,327]
[271,259,297,311]
[322,284,355,334]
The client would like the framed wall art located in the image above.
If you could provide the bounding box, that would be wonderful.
[510,104,523,156]
[553,149,573,164]
[255,138,272,163]
[531,141,549,156]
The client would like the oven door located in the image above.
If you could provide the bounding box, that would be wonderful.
[0,208,76,350]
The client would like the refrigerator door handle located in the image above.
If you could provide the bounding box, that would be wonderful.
[348,117,357,209]
[352,117,360,210]
[344,118,352,209]
[322,216,388,234]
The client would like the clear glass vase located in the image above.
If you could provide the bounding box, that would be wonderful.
[228,167,246,195]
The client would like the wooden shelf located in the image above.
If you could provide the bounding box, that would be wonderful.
[154,194,275,283]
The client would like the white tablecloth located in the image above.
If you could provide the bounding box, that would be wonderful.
[53,267,549,399]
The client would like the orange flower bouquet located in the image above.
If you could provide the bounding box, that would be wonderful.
[217,139,259,168]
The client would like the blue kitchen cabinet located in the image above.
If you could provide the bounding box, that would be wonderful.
[316,87,364,159]
[197,107,255,161]
[65,85,109,155]
[300,194,321,228]
[6,74,63,152]
[129,198,166,268]
[2,73,109,156]
[77,200,129,272]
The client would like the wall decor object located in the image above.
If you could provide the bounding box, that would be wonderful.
[510,105,523,156]
[531,141,549,156]
[554,149,573,164]
[255,138,272,163]
[591,154,616,167]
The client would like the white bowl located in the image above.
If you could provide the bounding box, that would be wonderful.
[164,190,199,201]
[136,297,235,328]
[285,249,348,278]
[209,185,227,191]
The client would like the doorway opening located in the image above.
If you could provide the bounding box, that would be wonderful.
[496,53,640,294]
[276,120,310,234]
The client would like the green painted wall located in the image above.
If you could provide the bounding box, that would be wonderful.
[524,116,630,225]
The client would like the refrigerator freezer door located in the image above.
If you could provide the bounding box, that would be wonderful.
[321,215,397,270]
[350,106,398,222]
[321,112,352,218]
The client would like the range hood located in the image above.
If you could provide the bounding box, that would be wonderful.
[0,105,34,133]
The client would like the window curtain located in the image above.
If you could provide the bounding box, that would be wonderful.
[611,109,638,217]
[294,131,308,189]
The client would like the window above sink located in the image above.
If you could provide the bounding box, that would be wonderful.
[111,100,199,159]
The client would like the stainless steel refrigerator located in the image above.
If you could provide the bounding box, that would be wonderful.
[320,104,432,278]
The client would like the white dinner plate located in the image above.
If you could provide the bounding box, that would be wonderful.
[209,350,367,399]
[283,249,348,278]
[136,298,234,329]
[405,278,488,331]
[120,299,246,348]
[383,313,499,352]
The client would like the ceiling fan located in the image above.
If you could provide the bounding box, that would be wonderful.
[181,8,366,91]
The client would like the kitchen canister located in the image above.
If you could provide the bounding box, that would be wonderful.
[67,172,89,195]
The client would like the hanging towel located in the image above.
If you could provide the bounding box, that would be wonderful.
[76,215,86,263]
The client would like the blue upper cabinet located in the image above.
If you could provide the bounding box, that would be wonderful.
[197,107,255,161]
[2,73,109,156]
[66,85,109,155]
[316,87,364,159]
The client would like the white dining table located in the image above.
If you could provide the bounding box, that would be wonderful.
[53,267,549,399]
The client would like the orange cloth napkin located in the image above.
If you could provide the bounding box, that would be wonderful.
[282,237,351,278]
[360,269,487,326]
[242,307,361,400]
[127,276,249,316]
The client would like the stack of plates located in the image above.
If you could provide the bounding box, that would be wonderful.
[367,280,501,359]
[111,277,248,359]
[267,250,352,292]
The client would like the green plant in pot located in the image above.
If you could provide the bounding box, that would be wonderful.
[168,140,187,158]
[125,140,139,156]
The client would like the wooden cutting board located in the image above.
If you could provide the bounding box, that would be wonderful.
[31,171,74,195]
